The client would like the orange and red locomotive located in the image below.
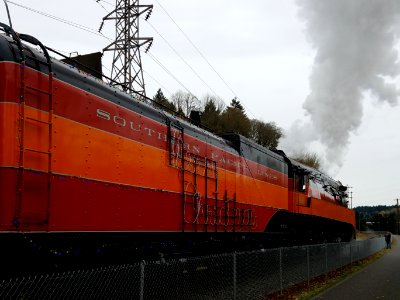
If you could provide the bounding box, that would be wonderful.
[0,24,355,274]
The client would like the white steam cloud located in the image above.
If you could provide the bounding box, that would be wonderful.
[282,0,400,171]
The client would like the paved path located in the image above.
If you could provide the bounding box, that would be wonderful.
[314,235,400,300]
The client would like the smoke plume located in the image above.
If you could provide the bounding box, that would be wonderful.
[282,0,400,171]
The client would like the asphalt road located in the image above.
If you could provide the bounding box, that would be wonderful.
[314,235,400,300]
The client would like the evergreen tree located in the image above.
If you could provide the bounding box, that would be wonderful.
[153,88,176,112]
[200,97,222,132]
[219,99,251,137]
[230,97,244,111]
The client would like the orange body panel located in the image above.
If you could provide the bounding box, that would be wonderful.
[0,103,19,167]
[1,102,288,210]
[298,198,355,227]
[51,109,288,209]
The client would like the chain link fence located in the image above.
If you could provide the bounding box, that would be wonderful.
[0,237,386,299]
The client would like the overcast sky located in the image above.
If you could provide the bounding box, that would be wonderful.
[2,0,400,207]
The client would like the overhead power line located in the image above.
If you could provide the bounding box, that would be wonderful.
[96,0,114,7]
[94,0,110,13]
[146,51,197,98]
[153,0,257,118]
[8,1,111,40]
[143,69,172,95]
[145,18,219,97]
[154,0,238,99]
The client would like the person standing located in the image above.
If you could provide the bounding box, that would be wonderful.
[385,232,392,249]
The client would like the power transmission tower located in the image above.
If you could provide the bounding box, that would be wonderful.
[99,0,153,98]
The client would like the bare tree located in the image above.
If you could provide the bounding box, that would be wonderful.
[171,90,200,117]
[201,94,226,112]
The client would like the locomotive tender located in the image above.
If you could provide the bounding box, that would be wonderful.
[0,24,355,273]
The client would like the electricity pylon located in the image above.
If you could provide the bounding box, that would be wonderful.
[99,0,153,98]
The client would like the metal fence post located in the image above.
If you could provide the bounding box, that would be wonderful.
[307,245,310,286]
[140,261,145,300]
[279,248,283,295]
[233,252,237,300]
[325,243,328,276]
[350,241,353,265]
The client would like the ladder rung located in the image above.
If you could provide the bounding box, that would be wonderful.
[25,148,51,155]
[26,85,51,95]
[26,117,51,125]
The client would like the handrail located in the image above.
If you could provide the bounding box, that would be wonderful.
[2,0,13,29]
[0,21,23,60]
[19,33,52,73]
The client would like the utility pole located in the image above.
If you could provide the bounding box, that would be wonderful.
[396,198,399,235]
[99,0,153,98]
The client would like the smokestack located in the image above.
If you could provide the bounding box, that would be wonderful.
[282,0,400,170]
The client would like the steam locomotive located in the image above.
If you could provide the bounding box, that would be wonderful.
[0,24,355,275]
